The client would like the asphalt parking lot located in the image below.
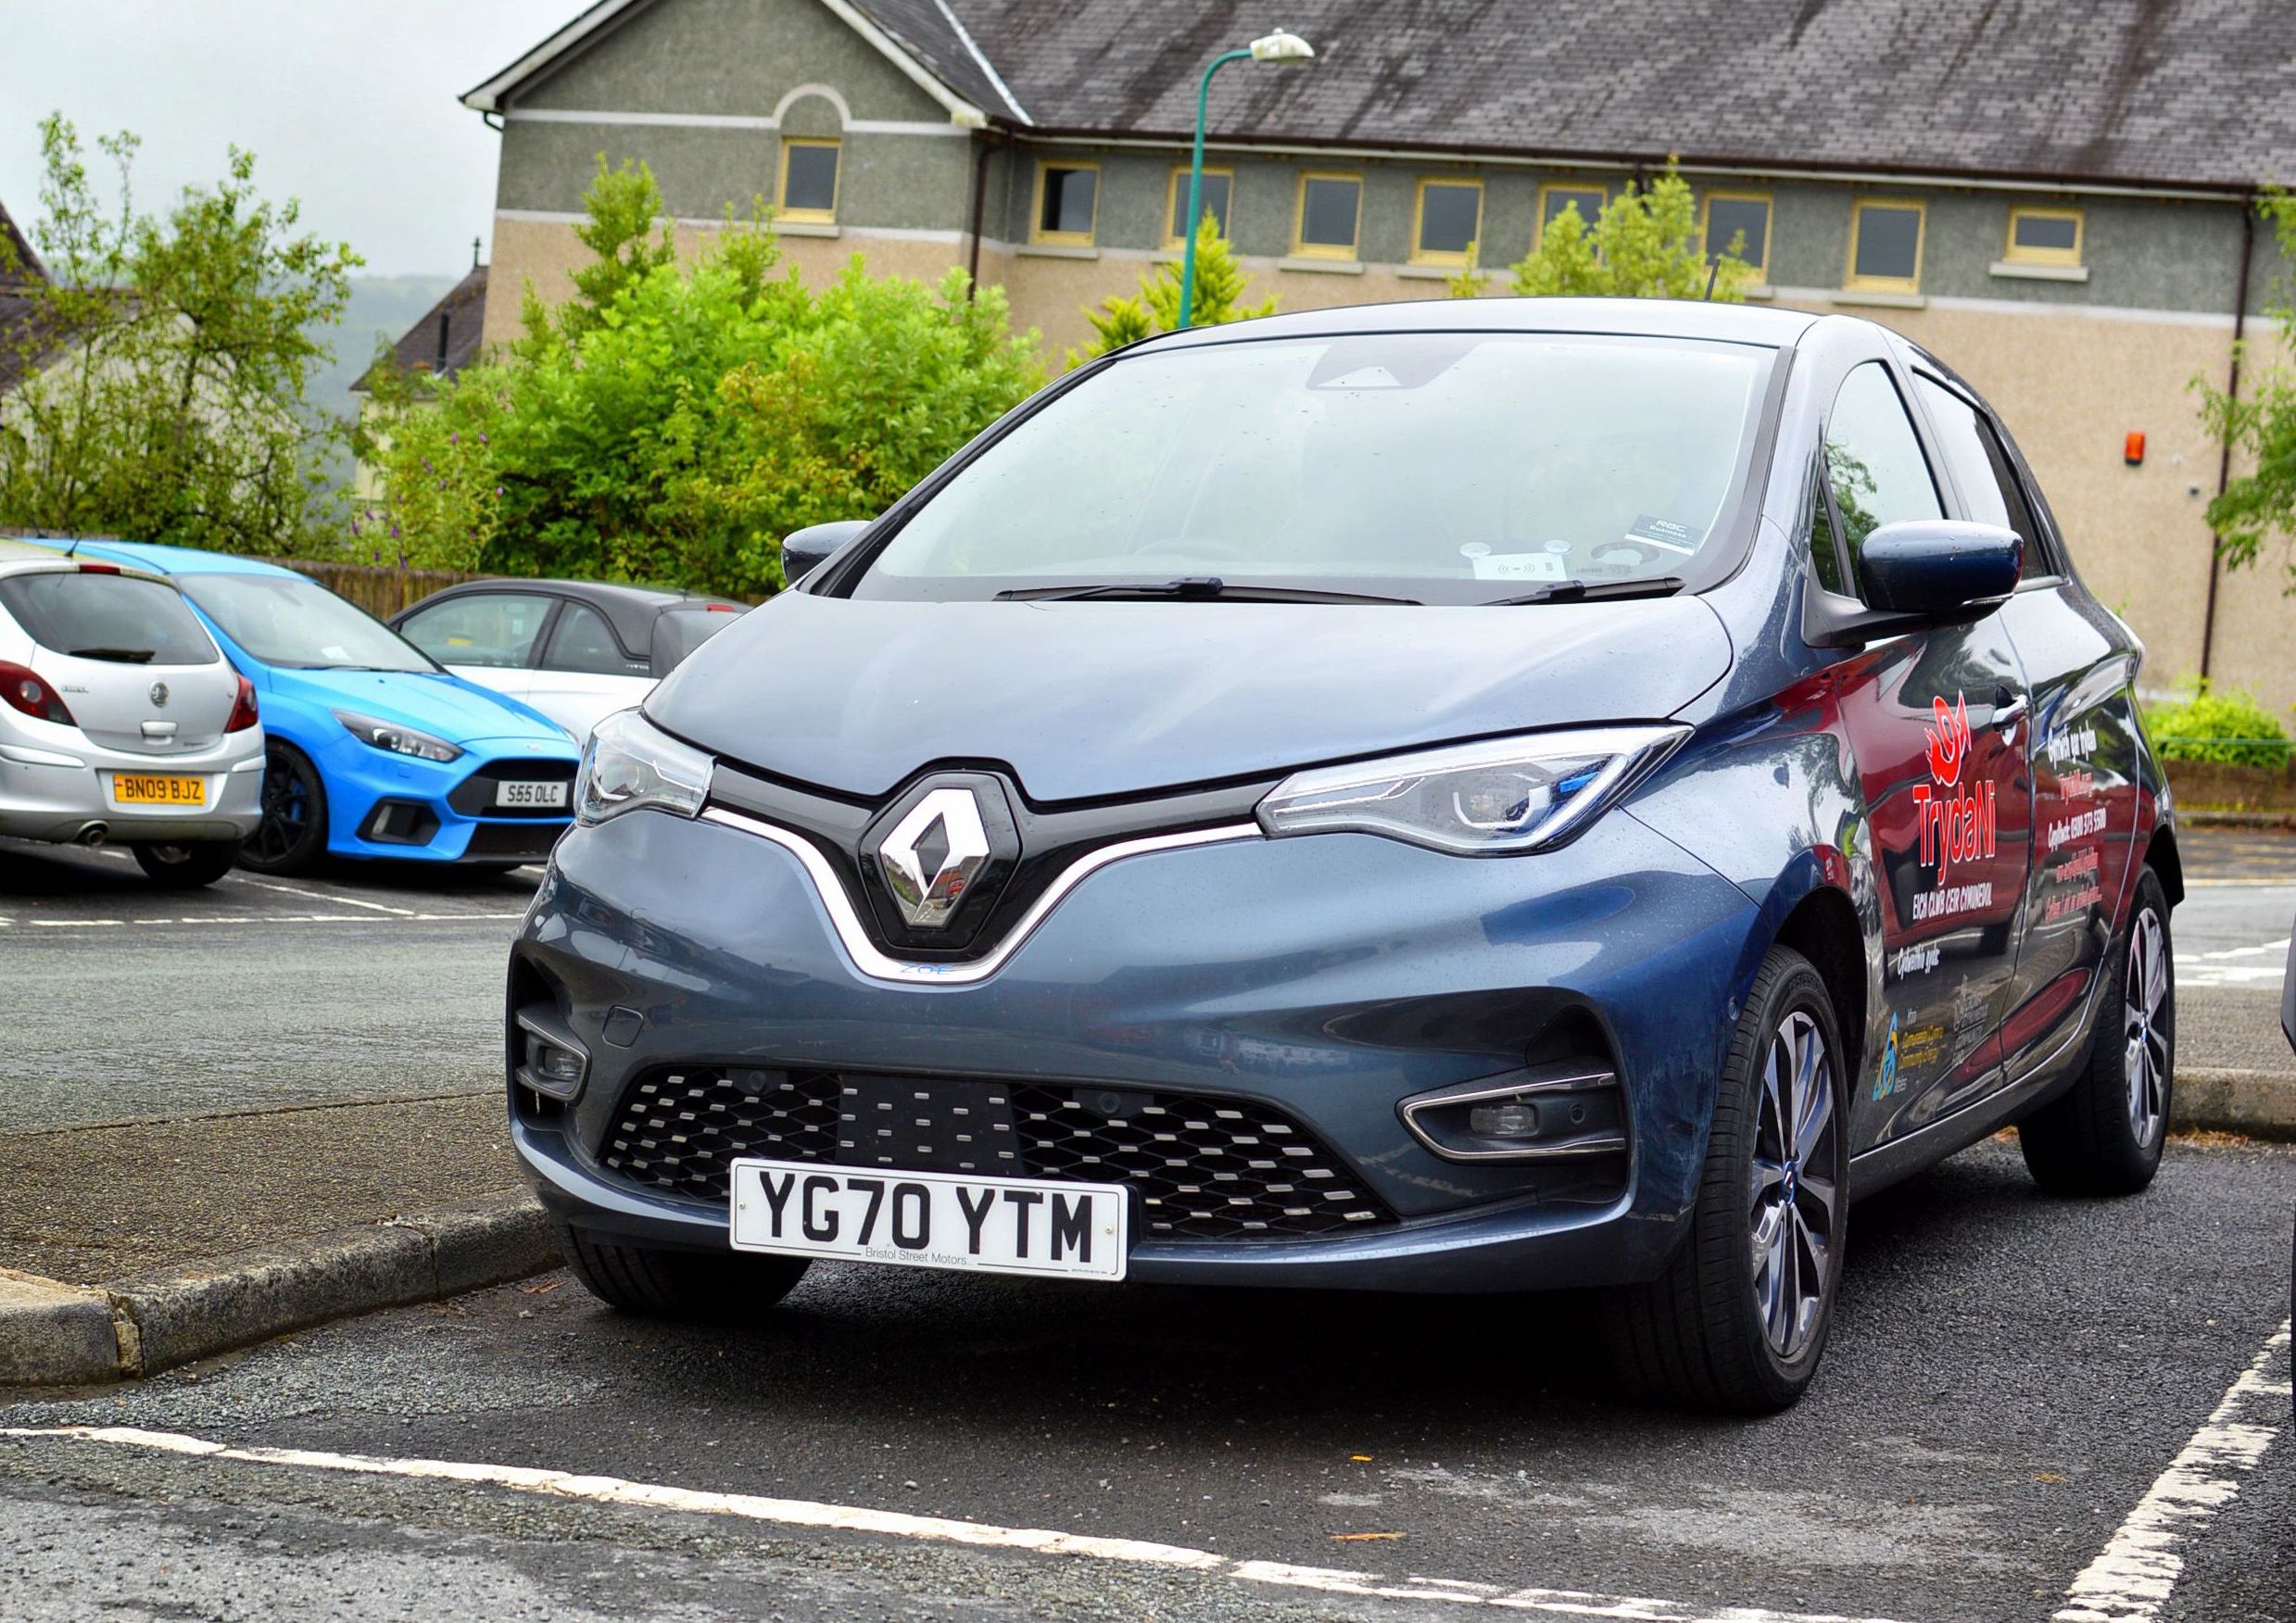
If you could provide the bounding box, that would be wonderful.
[1,831,2290,1622]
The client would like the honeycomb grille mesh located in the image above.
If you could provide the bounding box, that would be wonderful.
[598,1069,1394,1240]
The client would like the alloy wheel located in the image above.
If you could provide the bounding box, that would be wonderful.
[1749,1008,1839,1361]
[2123,905,2170,1149]
[249,748,313,867]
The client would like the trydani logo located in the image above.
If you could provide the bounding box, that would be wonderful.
[1911,693,1996,876]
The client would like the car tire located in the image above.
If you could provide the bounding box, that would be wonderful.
[239,740,327,874]
[2017,866,2174,1198]
[130,841,241,888]
[555,1221,811,1325]
[1605,945,1848,1414]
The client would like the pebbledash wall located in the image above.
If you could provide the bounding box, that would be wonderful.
[474,0,2296,716]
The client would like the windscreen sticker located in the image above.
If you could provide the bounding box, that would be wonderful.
[1469,551,1569,582]
[1623,514,1701,555]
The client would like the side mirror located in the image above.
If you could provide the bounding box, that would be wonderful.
[780,519,871,587]
[1856,521,2022,616]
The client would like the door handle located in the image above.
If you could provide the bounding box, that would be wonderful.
[1987,690,2028,736]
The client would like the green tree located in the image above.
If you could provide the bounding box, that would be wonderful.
[0,116,360,554]
[365,161,1041,596]
[1071,212,1276,362]
[2196,190,2296,591]
[1508,162,1750,302]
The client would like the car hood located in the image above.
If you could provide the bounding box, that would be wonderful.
[650,592,1734,804]
[272,667,575,751]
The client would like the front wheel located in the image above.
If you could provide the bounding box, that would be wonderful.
[130,841,241,888]
[239,741,327,874]
[2017,867,2174,1196]
[555,1222,810,1325]
[1606,945,1848,1413]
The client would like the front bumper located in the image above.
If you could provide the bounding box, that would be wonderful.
[0,732,263,843]
[309,734,574,864]
[510,805,1763,1292]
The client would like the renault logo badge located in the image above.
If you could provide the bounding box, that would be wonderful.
[877,786,992,930]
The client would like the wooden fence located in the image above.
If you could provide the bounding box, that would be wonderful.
[255,557,492,618]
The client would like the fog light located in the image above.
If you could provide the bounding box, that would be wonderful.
[1468,1100,1541,1138]
[515,1013,589,1101]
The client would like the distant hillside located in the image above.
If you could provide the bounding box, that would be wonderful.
[305,272,462,492]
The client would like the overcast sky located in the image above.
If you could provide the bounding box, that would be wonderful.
[0,0,581,278]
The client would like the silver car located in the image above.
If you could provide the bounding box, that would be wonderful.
[0,540,263,885]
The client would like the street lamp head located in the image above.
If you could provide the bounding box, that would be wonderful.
[1249,29,1316,62]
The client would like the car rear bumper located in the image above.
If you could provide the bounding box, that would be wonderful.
[0,733,263,843]
[508,803,1764,1293]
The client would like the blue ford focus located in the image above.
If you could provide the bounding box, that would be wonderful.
[57,544,579,873]
[511,300,2177,1412]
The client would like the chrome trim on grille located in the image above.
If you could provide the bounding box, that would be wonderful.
[698,805,1260,986]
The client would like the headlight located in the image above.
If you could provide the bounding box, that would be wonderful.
[575,708,713,826]
[1255,725,1690,856]
[333,710,463,763]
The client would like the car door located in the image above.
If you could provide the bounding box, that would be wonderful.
[396,591,557,708]
[1818,360,2036,1145]
[1911,372,2142,1084]
[528,599,654,741]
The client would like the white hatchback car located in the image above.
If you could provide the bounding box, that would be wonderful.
[0,540,263,886]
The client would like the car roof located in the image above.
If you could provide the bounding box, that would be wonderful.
[52,538,307,579]
[0,537,180,586]
[1136,295,1822,356]
[401,576,743,655]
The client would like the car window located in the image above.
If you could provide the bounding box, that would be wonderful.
[852,333,1777,604]
[0,572,220,665]
[542,602,648,676]
[1913,375,2052,573]
[400,593,555,669]
[1821,362,1942,586]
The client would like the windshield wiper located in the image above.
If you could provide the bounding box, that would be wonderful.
[996,577,1419,606]
[1485,575,1686,606]
[68,647,157,663]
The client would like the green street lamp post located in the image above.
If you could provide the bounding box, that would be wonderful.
[1177,28,1315,329]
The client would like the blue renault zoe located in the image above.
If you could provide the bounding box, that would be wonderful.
[510,299,2177,1412]
[56,543,579,873]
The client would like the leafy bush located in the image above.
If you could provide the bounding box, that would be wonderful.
[362,159,1041,598]
[2144,681,2293,767]
[1072,213,1276,362]
[1504,160,1752,302]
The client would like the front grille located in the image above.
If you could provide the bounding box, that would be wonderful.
[599,1069,1394,1240]
[464,821,562,860]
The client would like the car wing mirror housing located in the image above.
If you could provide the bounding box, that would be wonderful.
[1805,520,2022,648]
[780,519,873,588]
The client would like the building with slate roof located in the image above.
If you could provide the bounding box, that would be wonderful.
[460,0,2296,706]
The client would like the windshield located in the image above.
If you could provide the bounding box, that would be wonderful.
[183,573,437,673]
[849,332,1775,604]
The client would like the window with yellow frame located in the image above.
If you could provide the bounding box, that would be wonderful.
[778,138,839,224]
[1030,160,1100,246]
[1700,191,1771,276]
[1166,166,1233,248]
[1845,198,1924,293]
[1292,172,1361,259]
[1411,178,1483,265]
[2004,205,2082,268]
[1536,182,1607,245]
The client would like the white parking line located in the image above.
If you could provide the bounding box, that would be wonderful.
[0,1425,1906,1623]
[2054,1319,2291,1623]
[228,875,418,915]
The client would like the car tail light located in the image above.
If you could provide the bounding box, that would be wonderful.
[0,661,75,725]
[225,674,259,733]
